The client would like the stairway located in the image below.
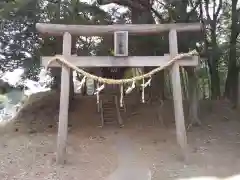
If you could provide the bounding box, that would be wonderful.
[100,95,125,127]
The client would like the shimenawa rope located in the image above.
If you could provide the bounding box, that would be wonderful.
[45,50,198,85]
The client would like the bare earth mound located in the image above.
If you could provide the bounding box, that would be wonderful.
[0,91,240,180]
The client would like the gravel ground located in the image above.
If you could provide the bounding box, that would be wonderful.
[0,95,240,180]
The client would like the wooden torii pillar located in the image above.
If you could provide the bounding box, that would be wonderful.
[36,23,202,164]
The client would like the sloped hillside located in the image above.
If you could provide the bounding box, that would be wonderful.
[0,91,240,180]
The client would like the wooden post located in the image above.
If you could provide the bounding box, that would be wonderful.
[169,29,188,160]
[57,32,71,164]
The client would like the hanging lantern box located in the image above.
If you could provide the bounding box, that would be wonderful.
[114,31,128,57]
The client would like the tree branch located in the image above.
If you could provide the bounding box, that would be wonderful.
[204,0,212,21]
[97,0,164,22]
[97,0,145,10]
[186,0,201,22]
[214,0,222,20]
[135,0,164,21]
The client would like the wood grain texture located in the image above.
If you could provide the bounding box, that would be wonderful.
[56,32,71,164]
[36,23,202,36]
[169,29,188,160]
[42,55,198,67]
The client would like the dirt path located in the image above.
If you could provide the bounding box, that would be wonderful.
[0,97,240,180]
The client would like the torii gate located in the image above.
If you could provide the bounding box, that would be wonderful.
[36,23,202,164]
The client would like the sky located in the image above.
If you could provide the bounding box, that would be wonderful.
[83,0,128,13]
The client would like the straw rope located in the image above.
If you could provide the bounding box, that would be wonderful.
[46,50,198,85]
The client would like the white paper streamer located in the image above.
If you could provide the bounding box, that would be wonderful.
[95,83,105,111]
[94,84,105,95]
[141,77,152,103]
[76,76,86,91]
[125,81,135,94]
[96,82,100,112]
[120,85,124,107]
[142,78,145,103]
[142,78,151,88]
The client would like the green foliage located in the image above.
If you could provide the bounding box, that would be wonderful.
[0,0,41,78]
[0,0,239,100]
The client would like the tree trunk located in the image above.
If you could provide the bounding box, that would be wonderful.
[208,56,221,99]
[200,0,222,99]
[224,0,239,106]
[207,24,221,99]
[131,5,165,102]
[185,67,201,126]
